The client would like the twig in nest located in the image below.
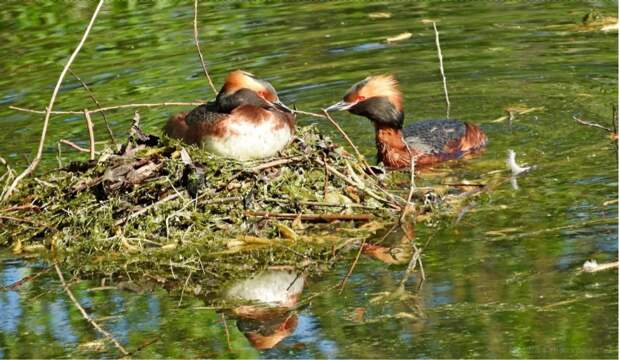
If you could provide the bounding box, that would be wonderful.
[69,69,116,144]
[313,157,398,208]
[293,109,325,119]
[403,142,417,205]
[432,21,450,119]
[59,139,92,153]
[321,153,329,199]
[249,157,302,172]
[83,110,96,161]
[321,109,374,173]
[1,0,105,203]
[54,262,129,356]
[9,102,204,116]
[193,0,218,95]
[0,214,47,226]
[114,193,181,226]
[246,211,374,222]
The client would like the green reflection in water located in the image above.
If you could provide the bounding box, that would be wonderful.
[0,0,617,358]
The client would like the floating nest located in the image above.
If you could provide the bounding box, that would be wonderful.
[0,118,462,300]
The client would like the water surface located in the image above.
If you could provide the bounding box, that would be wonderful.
[0,0,617,358]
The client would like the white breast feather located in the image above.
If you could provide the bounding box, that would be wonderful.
[203,120,292,160]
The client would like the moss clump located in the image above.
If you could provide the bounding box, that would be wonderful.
[3,124,433,298]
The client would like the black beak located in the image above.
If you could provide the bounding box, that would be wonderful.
[271,99,294,114]
[325,100,354,112]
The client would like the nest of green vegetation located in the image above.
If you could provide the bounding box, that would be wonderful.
[0,120,460,299]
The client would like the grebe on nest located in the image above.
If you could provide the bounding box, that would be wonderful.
[165,70,295,160]
[326,75,486,169]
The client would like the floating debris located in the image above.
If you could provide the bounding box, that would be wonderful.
[369,12,391,19]
[582,259,619,273]
[507,149,533,176]
[492,105,545,123]
[581,9,618,32]
[386,32,412,43]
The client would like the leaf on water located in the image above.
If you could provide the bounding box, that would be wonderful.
[368,12,391,19]
[504,105,545,115]
[491,115,509,123]
[394,312,418,320]
[386,32,412,43]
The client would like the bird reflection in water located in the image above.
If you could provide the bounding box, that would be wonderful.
[223,267,304,350]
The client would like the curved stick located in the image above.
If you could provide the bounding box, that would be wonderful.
[194,0,218,95]
[54,262,129,355]
[432,21,450,119]
[2,0,105,203]
[9,102,204,116]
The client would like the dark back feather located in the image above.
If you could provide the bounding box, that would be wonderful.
[403,119,467,154]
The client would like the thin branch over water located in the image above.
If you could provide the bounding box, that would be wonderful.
[54,262,129,356]
[432,21,451,119]
[69,69,117,144]
[194,0,218,95]
[1,0,105,203]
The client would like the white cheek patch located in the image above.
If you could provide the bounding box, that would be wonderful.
[202,119,293,161]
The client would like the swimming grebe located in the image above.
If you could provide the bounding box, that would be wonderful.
[325,75,487,169]
[165,70,295,160]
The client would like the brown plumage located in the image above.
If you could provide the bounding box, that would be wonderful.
[326,75,486,169]
[164,70,295,160]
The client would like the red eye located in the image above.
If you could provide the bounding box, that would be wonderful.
[357,95,366,101]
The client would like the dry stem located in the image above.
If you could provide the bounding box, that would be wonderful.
[54,262,129,356]
[432,21,450,119]
[246,211,374,222]
[573,115,613,132]
[1,0,105,203]
[9,102,204,116]
[193,0,218,95]
[114,193,181,226]
[220,313,233,352]
[338,237,367,293]
[69,69,116,144]
[84,110,96,161]
[59,139,92,153]
[321,109,374,172]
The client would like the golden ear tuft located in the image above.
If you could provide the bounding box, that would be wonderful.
[360,74,402,109]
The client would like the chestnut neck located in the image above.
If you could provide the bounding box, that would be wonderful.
[374,124,413,168]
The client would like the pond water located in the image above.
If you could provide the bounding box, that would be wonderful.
[0,0,618,358]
